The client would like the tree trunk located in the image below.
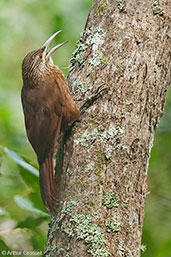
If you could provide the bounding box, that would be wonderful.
[44,0,171,256]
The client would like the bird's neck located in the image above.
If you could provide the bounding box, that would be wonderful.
[22,63,65,90]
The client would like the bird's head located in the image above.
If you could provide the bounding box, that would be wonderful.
[22,30,67,84]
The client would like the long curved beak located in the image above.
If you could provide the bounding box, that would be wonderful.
[42,30,68,58]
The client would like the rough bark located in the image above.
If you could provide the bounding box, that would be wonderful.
[44,0,171,256]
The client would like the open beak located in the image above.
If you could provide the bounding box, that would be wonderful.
[42,30,68,59]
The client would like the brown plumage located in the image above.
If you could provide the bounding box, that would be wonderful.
[21,31,80,213]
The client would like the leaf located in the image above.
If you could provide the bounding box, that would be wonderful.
[3,147,39,191]
[17,216,48,229]
[4,147,39,177]
[0,239,11,252]
[30,228,47,251]
[18,166,39,192]
[28,191,46,213]
[14,195,48,217]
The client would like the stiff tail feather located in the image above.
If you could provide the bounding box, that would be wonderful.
[39,154,58,213]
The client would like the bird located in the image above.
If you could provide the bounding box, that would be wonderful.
[21,31,80,213]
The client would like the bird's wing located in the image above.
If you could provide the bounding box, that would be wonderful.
[28,110,62,165]
[21,83,64,165]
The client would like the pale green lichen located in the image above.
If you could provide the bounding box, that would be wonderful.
[106,219,120,233]
[89,27,106,67]
[104,143,127,159]
[56,246,64,256]
[91,30,106,51]
[121,201,128,208]
[90,27,106,39]
[85,161,95,171]
[69,38,86,70]
[61,221,74,238]
[117,240,133,257]
[99,124,123,142]
[74,128,98,147]
[104,146,113,160]
[101,125,126,158]
[44,215,61,257]
[65,242,71,255]
[89,50,103,66]
[75,123,126,149]
[117,0,126,12]
[152,0,162,15]
[75,123,127,163]
[69,26,106,70]
[49,200,111,257]
[102,192,120,209]
[115,143,127,150]
[72,81,94,95]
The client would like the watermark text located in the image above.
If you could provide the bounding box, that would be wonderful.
[1,250,42,256]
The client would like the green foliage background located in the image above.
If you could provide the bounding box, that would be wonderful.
[0,0,170,256]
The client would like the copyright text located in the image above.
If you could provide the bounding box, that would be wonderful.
[1,250,42,256]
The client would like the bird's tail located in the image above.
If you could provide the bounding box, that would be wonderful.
[39,154,58,213]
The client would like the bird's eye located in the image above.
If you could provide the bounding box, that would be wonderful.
[39,55,42,59]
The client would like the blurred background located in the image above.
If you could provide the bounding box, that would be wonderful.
[0,0,170,256]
